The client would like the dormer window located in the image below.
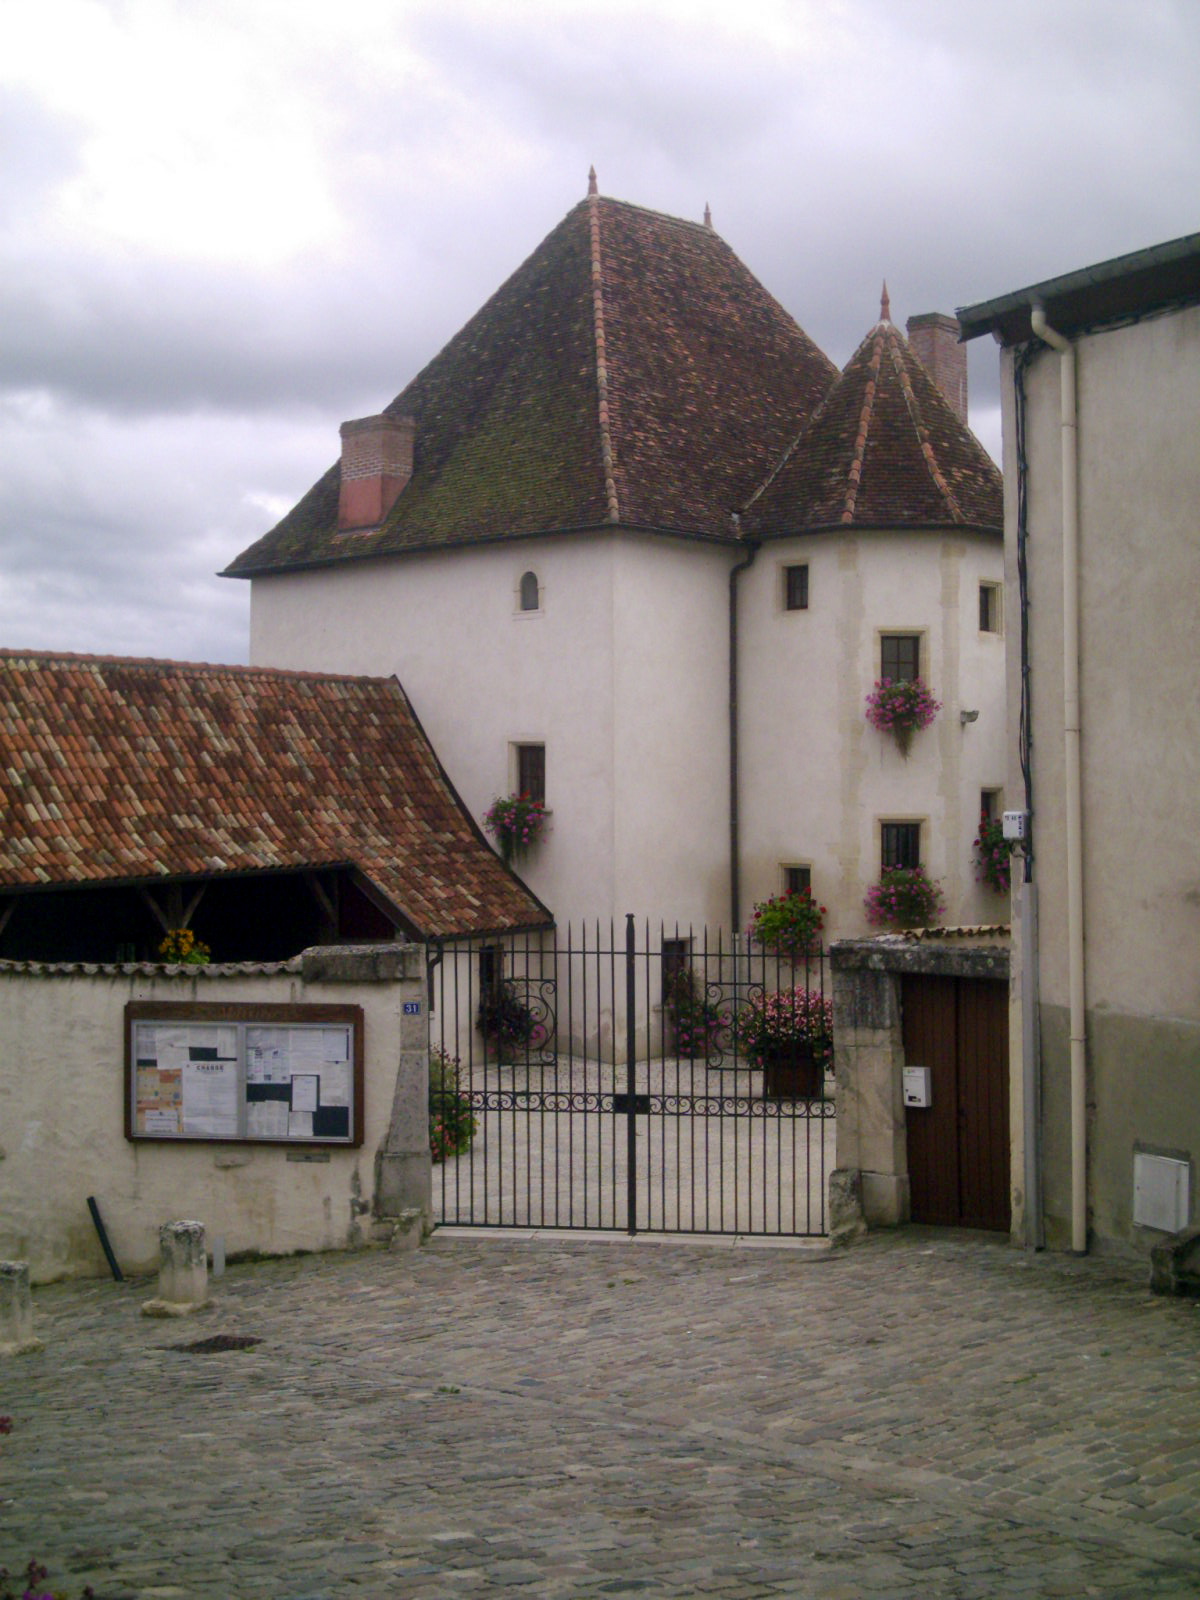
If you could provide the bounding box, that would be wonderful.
[519,571,540,612]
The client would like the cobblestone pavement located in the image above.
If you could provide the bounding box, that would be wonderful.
[3,1228,1200,1598]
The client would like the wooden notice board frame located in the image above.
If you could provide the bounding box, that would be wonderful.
[125,1001,365,1147]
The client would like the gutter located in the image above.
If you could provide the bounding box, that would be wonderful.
[1030,305,1087,1255]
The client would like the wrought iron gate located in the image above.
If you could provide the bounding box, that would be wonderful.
[429,917,834,1237]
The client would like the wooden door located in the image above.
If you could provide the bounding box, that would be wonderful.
[901,975,1010,1231]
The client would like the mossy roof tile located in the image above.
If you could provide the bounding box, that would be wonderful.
[746,318,1002,534]
[225,196,836,575]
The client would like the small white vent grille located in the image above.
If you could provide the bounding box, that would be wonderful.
[1133,1153,1190,1233]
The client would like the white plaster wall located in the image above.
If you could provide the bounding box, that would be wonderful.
[1012,307,1200,1019]
[250,538,618,930]
[251,533,735,935]
[0,964,422,1283]
[738,529,1006,942]
[610,537,733,929]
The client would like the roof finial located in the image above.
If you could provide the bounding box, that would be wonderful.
[880,280,891,323]
[588,166,598,196]
[704,202,713,230]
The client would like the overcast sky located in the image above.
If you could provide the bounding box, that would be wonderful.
[2,0,1197,665]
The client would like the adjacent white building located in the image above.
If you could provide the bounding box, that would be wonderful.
[960,231,1200,1256]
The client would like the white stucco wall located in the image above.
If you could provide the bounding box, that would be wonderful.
[248,524,1005,945]
[0,954,430,1283]
[249,533,733,933]
[1002,301,1200,1249]
[1006,307,1200,1019]
[250,537,616,928]
[738,529,1006,942]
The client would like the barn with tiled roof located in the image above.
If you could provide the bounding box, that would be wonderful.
[0,651,551,963]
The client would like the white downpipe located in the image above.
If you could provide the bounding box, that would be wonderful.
[1031,305,1087,1254]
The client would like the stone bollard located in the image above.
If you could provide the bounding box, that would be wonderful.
[0,1261,43,1357]
[142,1221,210,1318]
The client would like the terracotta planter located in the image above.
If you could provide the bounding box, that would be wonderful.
[760,1044,825,1099]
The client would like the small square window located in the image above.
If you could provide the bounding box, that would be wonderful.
[661,938,690,1006]
[784,565,809,611]
[515,743,545,806]
[881,634,920,683]
[980,788,1002,823]
[881,822,921,870]
[979,583,1001,633]
[782,864,812,896]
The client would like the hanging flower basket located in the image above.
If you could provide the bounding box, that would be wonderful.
[747,888,826,959]
[974,814,1016,894]
[483,793,547,863]
[864,865,946,930]
[864,677,941,756]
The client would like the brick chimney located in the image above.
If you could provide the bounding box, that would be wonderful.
[337,414,414,532]
[906,314,968,427]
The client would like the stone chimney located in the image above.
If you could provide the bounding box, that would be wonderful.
[338,414,414,532]
[906,313,968,426]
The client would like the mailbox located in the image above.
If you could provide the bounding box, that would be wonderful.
[902,1066,931,1108]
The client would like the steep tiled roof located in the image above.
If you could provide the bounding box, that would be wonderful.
[225,194,837,576]
[745,314,1002,534]
[0,652,551,939]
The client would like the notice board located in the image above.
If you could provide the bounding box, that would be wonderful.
[125,1002,364,1146]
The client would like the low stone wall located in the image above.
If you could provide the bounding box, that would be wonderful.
[0,945,431,1283]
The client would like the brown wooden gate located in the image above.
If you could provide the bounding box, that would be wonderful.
[901,975,1010,1231]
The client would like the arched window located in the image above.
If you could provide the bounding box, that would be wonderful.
[519,571,540,612]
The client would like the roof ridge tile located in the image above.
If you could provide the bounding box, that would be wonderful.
[887,333,966,522]
[588,192,621,524]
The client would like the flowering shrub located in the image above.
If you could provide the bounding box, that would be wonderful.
[158,928,210,964]
[748,888,826,958]
[483,793,547,863]
[663,968,725,1059]
[428,1047,477,1164]
[864,865,946,929]
[735,987,833,1066]
[477,983,548,1053]
[864,677,941,755]
[974,814,1016,894]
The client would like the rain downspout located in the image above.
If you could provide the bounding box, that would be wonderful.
[1030,304,1087,1255]
[729,524,760,934]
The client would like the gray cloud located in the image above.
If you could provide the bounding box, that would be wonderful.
[1,0,1197,662]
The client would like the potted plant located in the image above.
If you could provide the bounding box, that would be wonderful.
[734,986,833,1098]
[663,967,724,1060]
[864,677,941,756]
[863,865,946,930]
[973,813,1016,895]
[483,793,547,864]
[477,981,547,1060]
[428,1046,477,1164]
[747,888,827,959]
[158,928,211,964]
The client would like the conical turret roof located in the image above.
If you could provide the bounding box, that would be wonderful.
[745,312,1002,534]
[227,194,837,576]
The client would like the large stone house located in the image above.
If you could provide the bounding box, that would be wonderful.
[228,180,1005,952]
[959,230,1200,1255]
